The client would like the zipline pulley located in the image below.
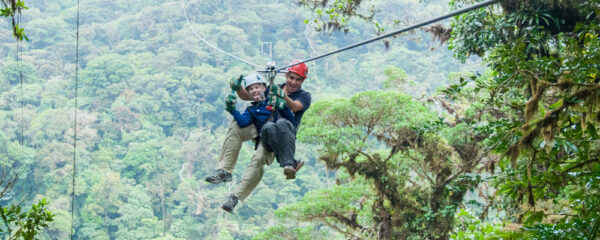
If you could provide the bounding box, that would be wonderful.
[257,61,288,112]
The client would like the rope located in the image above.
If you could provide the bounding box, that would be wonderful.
[70,0,80,238]
[180,0,261,68]
[277,0,502,71]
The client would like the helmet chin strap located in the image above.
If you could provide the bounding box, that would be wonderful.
[257,92,265,102]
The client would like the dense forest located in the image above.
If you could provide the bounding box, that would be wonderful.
[1,0,599,239]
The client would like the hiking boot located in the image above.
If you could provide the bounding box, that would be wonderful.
[283,165,296,179]
[221,194,238,213]
[205,169,232,184]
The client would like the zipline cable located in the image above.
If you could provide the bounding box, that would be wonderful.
[180,0,261,68]
[17,7,23,148]
[277,0,502,71]
[70,0,80,238]
[15,1,30,188]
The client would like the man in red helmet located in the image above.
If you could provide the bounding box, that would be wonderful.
[205,60,311,213]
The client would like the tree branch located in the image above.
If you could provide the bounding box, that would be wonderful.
[357,150,374,163]
[442,141,497,187]
[561,157,600,174]
[306,214,363,240]
[0,207,13,234]
[404,152,435,185]
[510,85,600,154]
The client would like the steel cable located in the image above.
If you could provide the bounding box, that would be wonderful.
[70,0,80,238]
[277,0,502,71]
[180,0,261,68]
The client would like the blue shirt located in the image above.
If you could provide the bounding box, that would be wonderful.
[228,99,295,132]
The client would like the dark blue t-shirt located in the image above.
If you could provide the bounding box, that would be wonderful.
[279,83,311,129]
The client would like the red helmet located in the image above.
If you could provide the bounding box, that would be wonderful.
[287,59,308,79]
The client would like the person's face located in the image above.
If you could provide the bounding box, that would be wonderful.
[285,72,305,93]
[247,83,265,101]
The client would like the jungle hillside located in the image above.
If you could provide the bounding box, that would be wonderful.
[1,0,599,239]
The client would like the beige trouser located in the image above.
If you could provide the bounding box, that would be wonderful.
[216,120,274,201]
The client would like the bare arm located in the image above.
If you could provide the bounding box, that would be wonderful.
[284,96,304,112]
[236,88,252,101]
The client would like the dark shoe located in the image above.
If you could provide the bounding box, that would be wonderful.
[294,160,304,173]
[221,194,238,213]
[283,165,296,179]
[205,169,232,184]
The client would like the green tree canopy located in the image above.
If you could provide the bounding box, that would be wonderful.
[278,91,489,239]
[446,0,600,237]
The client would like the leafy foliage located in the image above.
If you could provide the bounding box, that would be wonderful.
[447,0,600,237]
[0,0,484,239]
[289,0,600,238]
[296,0,381,33]
[0,199,54,240]
[274,181,372,239]
[252,225,327,240]
[1,0,28,41]
[451,208,526,240]
[280,91,489,239]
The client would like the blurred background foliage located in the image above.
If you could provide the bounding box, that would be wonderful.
[1,0,598,239]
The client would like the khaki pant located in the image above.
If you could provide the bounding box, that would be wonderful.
[216,120,274,201]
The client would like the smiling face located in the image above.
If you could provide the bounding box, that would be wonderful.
[246,83,266,101]
[285,72,305,94]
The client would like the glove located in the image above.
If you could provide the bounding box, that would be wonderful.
[225,93,237,112]
[269,85,286,99]
[229,75,243,91]
[267,94,286,111]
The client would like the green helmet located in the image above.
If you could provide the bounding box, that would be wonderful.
[243,73,267,89]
